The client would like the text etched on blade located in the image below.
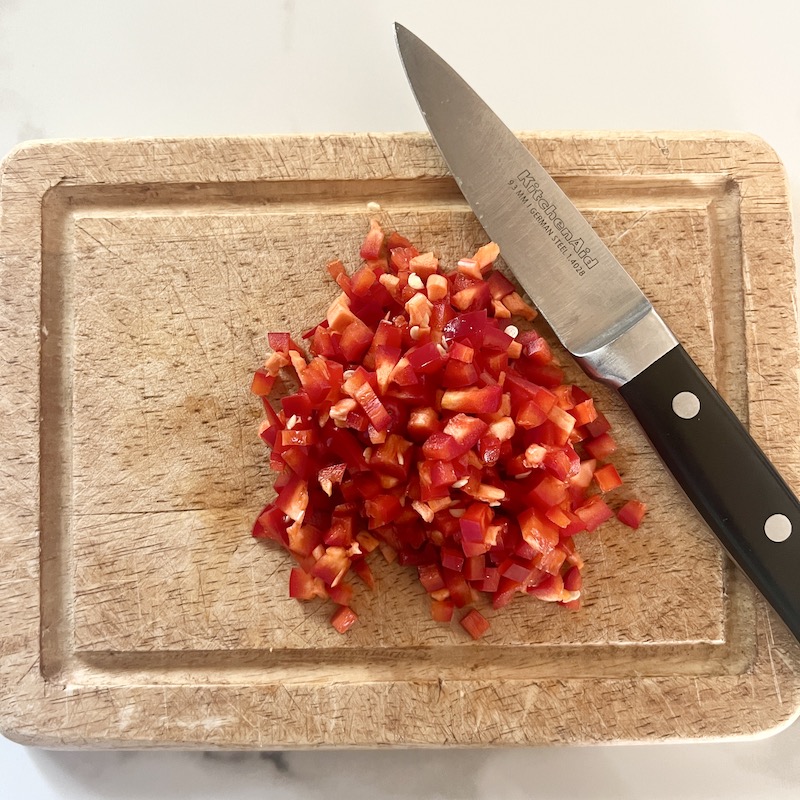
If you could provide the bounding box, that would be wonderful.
[508,171,598,277]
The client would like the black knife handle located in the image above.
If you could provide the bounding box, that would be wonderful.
[618,344,800,641]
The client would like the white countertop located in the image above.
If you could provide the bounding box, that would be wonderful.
[1,1,799,796]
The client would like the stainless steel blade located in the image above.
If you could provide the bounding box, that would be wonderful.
[395,23,653,358]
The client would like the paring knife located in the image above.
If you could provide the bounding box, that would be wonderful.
[395,23,800,643]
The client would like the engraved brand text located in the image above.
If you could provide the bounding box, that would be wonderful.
[509,170,599,277]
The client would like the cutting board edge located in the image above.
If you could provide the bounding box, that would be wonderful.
[1,131,799,747]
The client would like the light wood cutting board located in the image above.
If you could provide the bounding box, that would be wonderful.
[1,132,799,748]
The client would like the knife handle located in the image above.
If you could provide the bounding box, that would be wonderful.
[618,343,800,642]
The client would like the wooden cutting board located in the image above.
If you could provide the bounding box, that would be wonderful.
[1,132,799,748]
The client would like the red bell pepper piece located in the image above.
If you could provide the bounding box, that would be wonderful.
[459,608,490,640]
[360,219,384,260]
[617,499,647,529]
[330,606,358,634]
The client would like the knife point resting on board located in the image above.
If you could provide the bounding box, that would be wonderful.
[396,25,800,644]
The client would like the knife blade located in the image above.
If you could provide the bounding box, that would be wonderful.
[395,22,800,643]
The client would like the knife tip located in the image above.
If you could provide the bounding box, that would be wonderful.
[394,21,411,45]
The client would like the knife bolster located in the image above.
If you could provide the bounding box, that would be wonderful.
[575,307,678,388]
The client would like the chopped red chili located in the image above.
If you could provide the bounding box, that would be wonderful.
[251,220,644,636]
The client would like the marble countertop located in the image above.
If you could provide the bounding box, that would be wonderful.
[2,1,799,796]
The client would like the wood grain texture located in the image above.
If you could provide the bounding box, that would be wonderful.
[0,132,798,747]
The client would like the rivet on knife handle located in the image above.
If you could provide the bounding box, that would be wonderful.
[618,343,800,640]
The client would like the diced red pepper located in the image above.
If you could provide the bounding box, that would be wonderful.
[569,458,597,489]
[407,406,439,441]
[352,558,375,589]
[251,220,638,639]
[505,373,556,414]
[360,219,384,260]
[585,411,612,438]
[252,504,289,545]
[289,568,323,600]
[388,356,419,387]
[418,563,446,593]
[594,463,623,492]
[452,281,492,312]
[471,242,500,271]
[442,359,479,388]
[441,545,465,572]
[268,332,303,354]
[318,463,347,497]
[502,291,537,320]
[563,565,582,594]
[425,459,458,488]
[339,318,374,363]
[518,507,559,554]
[386,231,414,250]
[422,432,464,461]
[324,507,355,547]
[281,429,316,447]
[327,295,359,333]
[443,569,473,607]
[478,567,500,593]
[571,398,597,426]
[536,546,567,576]
[617,499,647,529]
[442,310,489,346]
[527,573,564,602]
[575,495,614,532]
[521,362,565,388]
[459,502,494,543]
[547,405,577,443]
[311,547,351,587]
[330,605,358,634]
[431,598,455,622]
[406,341,445,374]
[275,474,309,523]
[478,434,502,465]
[441,385,502,414]
[516,399,549,430]
[481,326,514,352]
[443,413,489,452]
[327,258,348,281]
[450,341,474,363]
[486,270,516,299]
[463,555,485,582]
[456,257,482,280]
[344,368,391,432]
[499,557,534,584]
[327,581,354,606]
[325,428,368,471]
[584,432,618,460]
[311,325,337,358]
[528,474,569,509]
[364,494,403,529]
[409,252,439,279]
[251,368,275,397]
[460,608,490,640]
[288,524,323,556]
[545,504,572,529]
[492,576,521,609]
[351,265,377,296]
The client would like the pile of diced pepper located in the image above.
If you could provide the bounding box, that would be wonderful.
[251,220,646,638]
